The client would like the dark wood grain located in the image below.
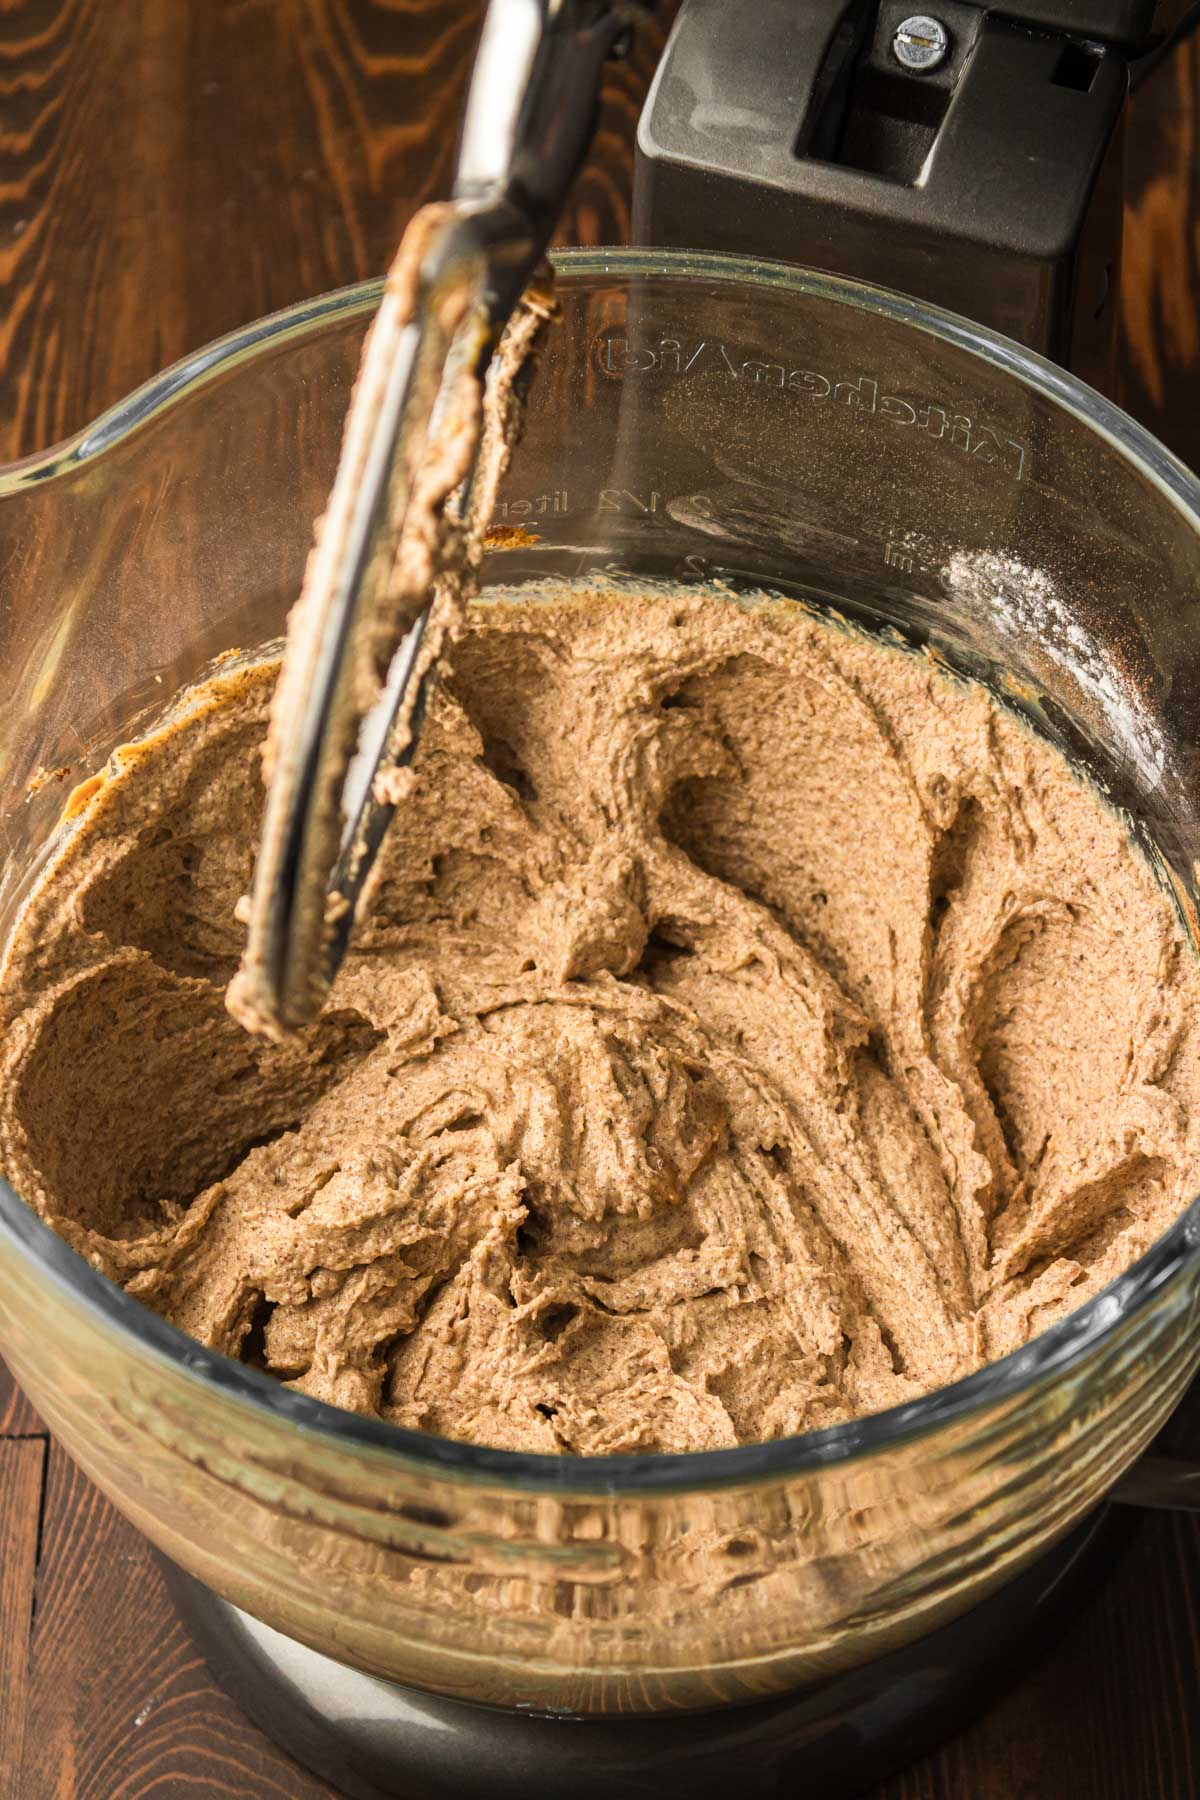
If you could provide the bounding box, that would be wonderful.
[18,1442,331,1800]
[0,3,1199,1797]
[0,0,681,465]
[0,1355,41,1436]
[1120,38,1200,465]
[0,1438,44,1788]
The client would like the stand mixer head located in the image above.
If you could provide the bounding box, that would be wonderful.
[637,0,1193,388]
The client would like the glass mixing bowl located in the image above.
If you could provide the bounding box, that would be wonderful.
[1,250,1199,1716]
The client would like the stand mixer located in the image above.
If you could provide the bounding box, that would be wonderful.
[3,5,1200,1798]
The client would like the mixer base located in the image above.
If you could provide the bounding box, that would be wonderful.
[165,1508,1128,1800]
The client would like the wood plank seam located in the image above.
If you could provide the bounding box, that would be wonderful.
[28,1430,50,1635]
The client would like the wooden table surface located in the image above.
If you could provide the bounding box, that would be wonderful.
[2,4,1200,1795]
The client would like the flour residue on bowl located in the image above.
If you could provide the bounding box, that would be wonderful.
[943,547,1168,786]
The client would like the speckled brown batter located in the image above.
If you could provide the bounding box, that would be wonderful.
[2,587,1198,1453]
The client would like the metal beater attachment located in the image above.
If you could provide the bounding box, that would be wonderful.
[231,2,648,1036]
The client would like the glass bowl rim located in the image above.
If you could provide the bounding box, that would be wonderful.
[2,246,1198,1498]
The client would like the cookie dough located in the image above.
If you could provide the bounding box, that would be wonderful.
[2,588,1198,1454]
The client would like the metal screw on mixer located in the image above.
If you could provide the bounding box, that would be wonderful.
[892,14,950,72]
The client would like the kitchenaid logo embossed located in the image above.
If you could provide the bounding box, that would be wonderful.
[595,332,1028,481]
